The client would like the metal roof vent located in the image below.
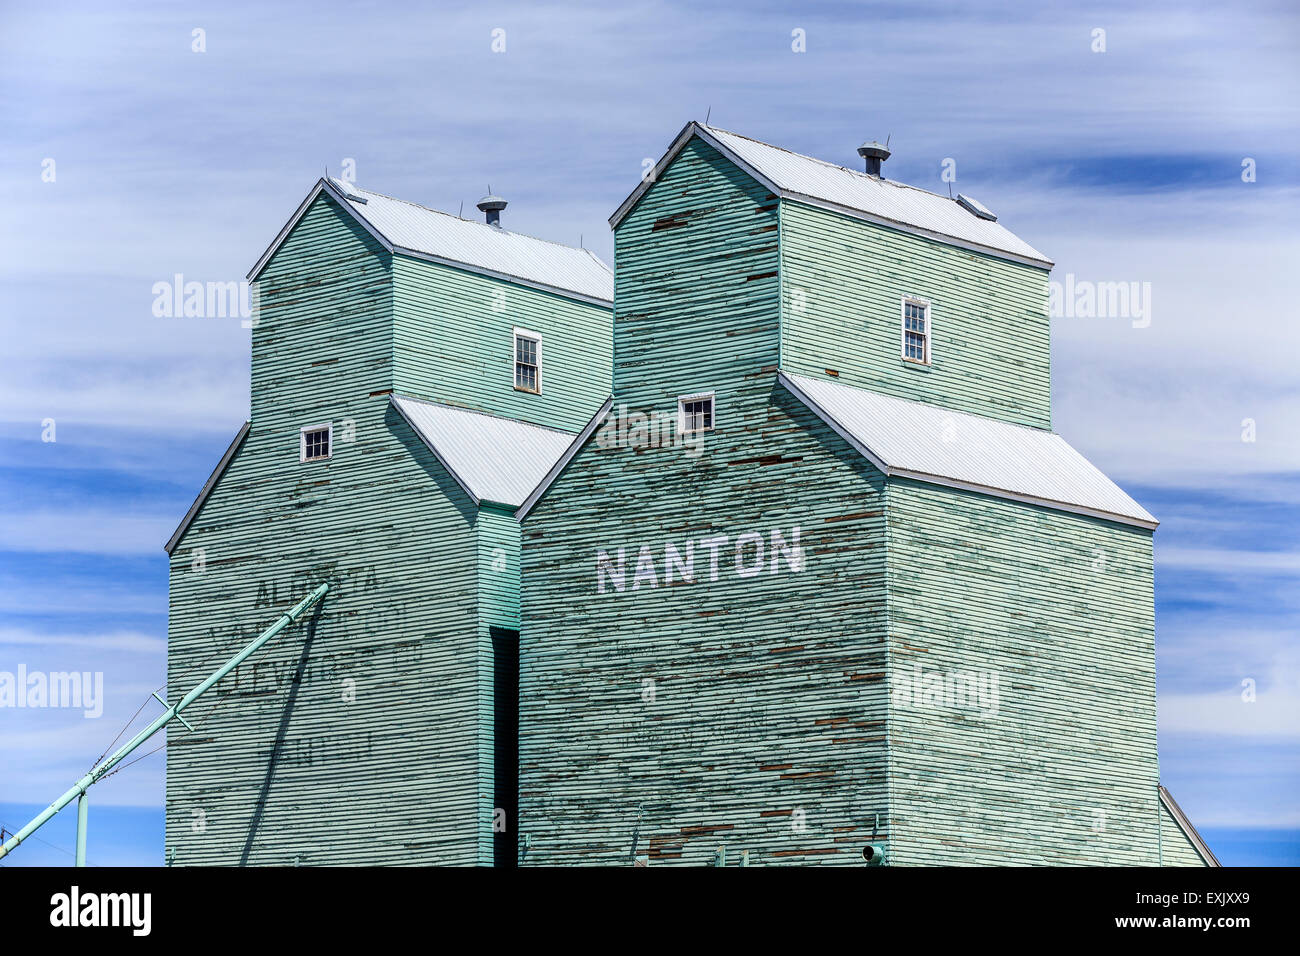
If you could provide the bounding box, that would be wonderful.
[857,140,891,178]
[956,193,997,221]
[476,191,507,227]
[331,177,367,204]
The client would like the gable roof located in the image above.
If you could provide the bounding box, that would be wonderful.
[250,178,613,306]
[515,396,614,520]
[1159,785,1222,866]
[781,371,1156,529]
[611,122,1052,270]
[164,420,250,555]
[390,395,581,508]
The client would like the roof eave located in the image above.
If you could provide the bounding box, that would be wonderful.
[390,246,613,307]
[388,394,483,508]
[778,192,1054,270]
[778,371,1157,531]
[1159,785,1222,867]
[164,420,250,555]
[516,396,614,521]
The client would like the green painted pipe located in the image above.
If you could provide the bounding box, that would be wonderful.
[0,582,329,862]
[862,843,887,866]
[74,791,88,867]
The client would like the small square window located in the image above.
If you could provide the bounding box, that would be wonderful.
[300,424,332,462]
[514,329,542,393]
[678,392,715,433]
[901,298,931,364]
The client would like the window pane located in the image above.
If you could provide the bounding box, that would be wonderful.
[681,397,713,431]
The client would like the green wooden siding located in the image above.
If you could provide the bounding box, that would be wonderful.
[519,393,890,865]
[518,138,891,866]
[250,194,393,426]
[169,194,562,866]
[613,137,780,412]
[516,132,1175,866]
[392,254,612,432]
[885,478,1159,865]
[779,200,1052,429]
[1160,799,1212,866]
[167,402,487,865]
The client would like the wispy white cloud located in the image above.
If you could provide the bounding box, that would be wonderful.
[1157,547,1300,573]
[0,628,165,653]
[1160,685,1300,738]
[0,511,175,555]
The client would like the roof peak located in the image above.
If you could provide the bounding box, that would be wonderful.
[326,177,608,265]
[697,123,963,206]
[248,178,613,303]
[609,121,1051,267]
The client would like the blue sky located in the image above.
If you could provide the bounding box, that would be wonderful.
[1,0,1297,866]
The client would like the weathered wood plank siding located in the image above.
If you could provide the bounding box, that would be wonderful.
[167,196,488,865]
[780,200,1052,429]
[392,254,612,432]
[518,139,891,866]
[249,195,393,426]
[884,478,1159,865]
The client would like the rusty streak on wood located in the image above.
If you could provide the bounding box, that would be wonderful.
[680,824,736,836]
[726,454,805,466]
[823,510,883,523]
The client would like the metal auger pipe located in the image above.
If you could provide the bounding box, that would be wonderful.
[0,582,329,861]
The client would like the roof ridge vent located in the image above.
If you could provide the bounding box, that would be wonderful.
[331,177,368,204]
[956,193,997,221]
[476,188,507,227]
[857,139,891,178]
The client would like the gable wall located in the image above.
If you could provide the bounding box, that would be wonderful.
[169,195,490,865]
[780,200,1052,429]
[517,137,891,866]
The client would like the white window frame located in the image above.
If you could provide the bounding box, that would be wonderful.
[900,295,932,365]
[299,422,333,462]
[513,327,543,394]
[677,391,716,433]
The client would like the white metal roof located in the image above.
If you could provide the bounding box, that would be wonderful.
[250,178,613,305]
[611,122,1052,269]
[780,372,1156,529]
[390,395,579,508]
